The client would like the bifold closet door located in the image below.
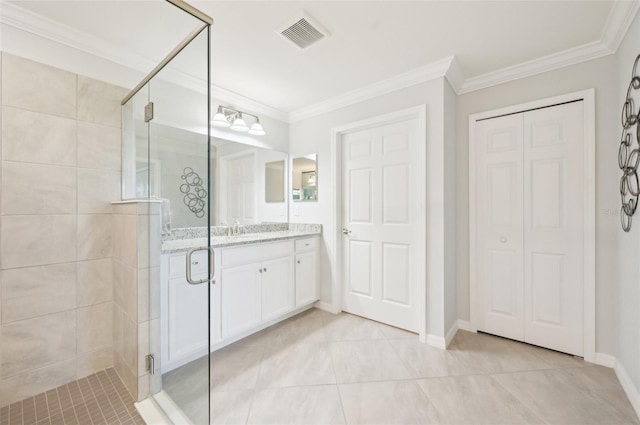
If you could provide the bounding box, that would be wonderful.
[523,102,584,356]
[476,113,525,342]
[475,101,584,356]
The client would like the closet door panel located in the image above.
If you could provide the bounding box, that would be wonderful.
[475,114,525,341]
[523,101,584,356]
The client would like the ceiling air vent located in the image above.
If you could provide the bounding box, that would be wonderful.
[277,12,330,50]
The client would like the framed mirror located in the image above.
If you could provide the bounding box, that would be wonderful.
[265,160,285,202]
[292,154,317,202]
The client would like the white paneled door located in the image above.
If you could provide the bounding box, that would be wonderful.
[523,103,584,355]
[475,113,525,342]
[225,153,256,224]
[341,118,420,332]
[475,101,584,356]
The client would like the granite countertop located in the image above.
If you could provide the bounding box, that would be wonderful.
[162,226,321,254]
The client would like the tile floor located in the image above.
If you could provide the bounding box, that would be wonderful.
[163,308,639,425]
[0,368,145,425]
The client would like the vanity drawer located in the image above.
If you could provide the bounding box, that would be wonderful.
[221,240,293,268]
[295,237,317,253]
[169,251,208,277]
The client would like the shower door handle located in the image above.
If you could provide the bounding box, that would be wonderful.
[186,246,214,285]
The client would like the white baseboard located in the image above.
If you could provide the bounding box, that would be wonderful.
[457,319,477,333]
[594,352,617,368]
[426,321,462,350]
[615,360,640,421]
[314,301,336,313]
[425,334,446,350]
[445,321,458,347]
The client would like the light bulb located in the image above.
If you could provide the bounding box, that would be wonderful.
[230,114,249,132]
[248,121,266,136]
[212,107,230,127]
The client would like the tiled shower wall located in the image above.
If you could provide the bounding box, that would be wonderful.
[112,201,161,402]
[0,53,128,407]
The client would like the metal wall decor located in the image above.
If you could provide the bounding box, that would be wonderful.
[619,54,640,232]
[180,167,207,218]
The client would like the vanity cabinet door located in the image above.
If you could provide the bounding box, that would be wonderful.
[295,251,318,307]
[220,263,262,339]
[261,256,295,322]
[167,275,208,363]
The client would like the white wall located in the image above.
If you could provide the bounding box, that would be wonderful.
[455,54,619,355]
[290,77,456,340]
[615,8,640,403]
[444,81,458,334]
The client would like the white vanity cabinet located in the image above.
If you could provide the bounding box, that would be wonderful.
[161,235,319,373]
[260,256,295,322]
[160,251,210,372]
[218,240,295,338]
[295,237,319,307]
[219,262,262,339]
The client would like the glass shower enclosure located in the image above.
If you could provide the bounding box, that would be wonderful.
[121,1,213,423]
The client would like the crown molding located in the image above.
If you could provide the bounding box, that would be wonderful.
[291,0,640,118]
[459,40,612,94]
[444,55,465,94]
[601,0,640,51]
[2,0,638,123]
[289,56,454,123]
[0,1,289,123]
[280,1,636,115]
[459,0,640,94]
[0,0,152,72]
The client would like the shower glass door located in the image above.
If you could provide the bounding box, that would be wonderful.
[120,1,213,423]
[150,27,212,424]
[124,19,212,425]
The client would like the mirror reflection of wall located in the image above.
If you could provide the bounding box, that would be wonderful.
[292,154,317,201]
[265,160,286,203]
[154,125,210,228]
[128,121,289,228]
[132,121,209,228]
[216,140,288,225]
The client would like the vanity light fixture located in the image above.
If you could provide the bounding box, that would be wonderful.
[249,119,266,136]
[212,105,266,136]
[212,106,231,128]
[307,174,316,186]
[230,114,249,132]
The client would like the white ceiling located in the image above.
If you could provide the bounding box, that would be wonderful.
[8,0,617,113]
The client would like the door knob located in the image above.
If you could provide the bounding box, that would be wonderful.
[500,236,507,243]
[342,228,352,235]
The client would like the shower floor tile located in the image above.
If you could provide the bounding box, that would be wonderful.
[0,368,145,425]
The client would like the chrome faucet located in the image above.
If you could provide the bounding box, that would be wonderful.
[229,220,241,236]
[225,220,245,237]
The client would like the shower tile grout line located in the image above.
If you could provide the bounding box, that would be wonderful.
[0,368,144,425]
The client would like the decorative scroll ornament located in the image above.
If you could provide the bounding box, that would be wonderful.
[180,167,207,218]
[619,54,640,232]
